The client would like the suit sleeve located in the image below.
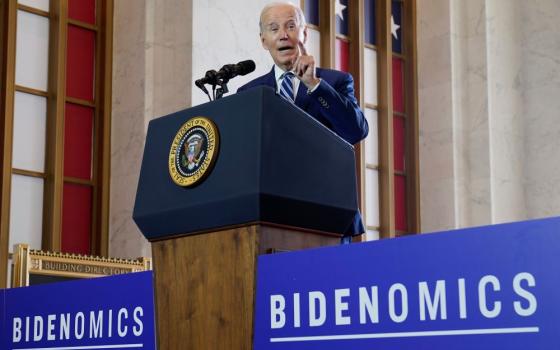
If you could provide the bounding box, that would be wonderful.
[307,73,369,145]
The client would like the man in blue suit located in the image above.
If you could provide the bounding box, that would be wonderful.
[238,2,368,241]
[238,2,369,145]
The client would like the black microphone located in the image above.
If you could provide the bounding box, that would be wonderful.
[195,70,219,98]
[195,69,218,89]
[216,60,256,82]
[194,61,255,101]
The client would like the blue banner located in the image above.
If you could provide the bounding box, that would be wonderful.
[254,217,560,349]
[1,271,156,350]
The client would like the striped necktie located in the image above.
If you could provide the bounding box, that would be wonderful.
[279,71,295,102]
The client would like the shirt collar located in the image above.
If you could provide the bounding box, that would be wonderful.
[274,65,294,82]
[273,64,301,98]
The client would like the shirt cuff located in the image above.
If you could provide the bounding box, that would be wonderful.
[307,79,322,94]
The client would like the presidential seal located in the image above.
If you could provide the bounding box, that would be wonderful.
[168,116,219,187]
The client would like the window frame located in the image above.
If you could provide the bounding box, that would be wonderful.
[0,0,113,288]
[301,0,420,239]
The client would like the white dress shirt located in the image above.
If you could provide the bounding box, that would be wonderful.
[273,65,320,101]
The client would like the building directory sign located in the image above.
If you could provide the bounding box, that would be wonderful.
[254,217,559,349]
[1,271,156,350]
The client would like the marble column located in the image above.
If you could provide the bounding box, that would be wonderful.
[110,0,193,259]
[519,0,560,218]
[486,0,526,223]
[417,0,457,232]
[111,0,152,258]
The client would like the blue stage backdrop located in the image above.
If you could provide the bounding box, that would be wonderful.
[254,217,559,350]
[1,271,156,350]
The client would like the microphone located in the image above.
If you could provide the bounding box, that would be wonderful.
[195,70,218,92]
[194,60,256,101]
[216,60,256,82]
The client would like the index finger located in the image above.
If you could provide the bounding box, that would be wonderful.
[298,41,308,56]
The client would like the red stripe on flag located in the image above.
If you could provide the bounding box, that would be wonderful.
[64,103,93,180]
[62,183,92,255]
[68,0,96,25]
[393,115,405,172]
[335,39,350,73]
[66,25,95,101]
[392,57,404,113]
[394,174,407,232]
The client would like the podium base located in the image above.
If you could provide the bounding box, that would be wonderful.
[151,224,339,349]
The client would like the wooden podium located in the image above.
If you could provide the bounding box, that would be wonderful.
[133,87,362,349]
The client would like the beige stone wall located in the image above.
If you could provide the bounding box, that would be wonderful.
[418,0,560,233]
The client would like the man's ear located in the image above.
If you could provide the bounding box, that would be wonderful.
[302,26,308,44]
[260,34,270,51]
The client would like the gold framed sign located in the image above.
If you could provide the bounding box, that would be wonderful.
[11,244,152,287]
[168,116,220,187]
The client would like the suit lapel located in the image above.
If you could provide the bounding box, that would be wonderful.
[264,67,277,90]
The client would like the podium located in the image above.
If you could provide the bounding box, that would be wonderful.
[133,87,361,349]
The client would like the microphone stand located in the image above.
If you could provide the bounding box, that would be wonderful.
[198,80,223,102]
[215,78,229,100]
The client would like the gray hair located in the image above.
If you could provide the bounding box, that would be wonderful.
[259,2,307,34]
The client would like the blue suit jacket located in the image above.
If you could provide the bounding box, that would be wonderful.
[238,67,367,236]
[238,67,369,145]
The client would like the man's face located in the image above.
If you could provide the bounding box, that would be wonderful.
[260,5,307,71]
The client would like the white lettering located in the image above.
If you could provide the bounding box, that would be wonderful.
[25,316,30,342]
[458,278,467,319]
[293,293,301,328]
[118,308,128,337]
[47,314,56,341]
[513,272,537,316]
[11,307,150,344]
[270,295,286,329]
[309,291,326,327]
[12,317,22,342]
[334,289,351,325]
[74,312,85,339]
[359,286,379,324]
[419,280,447,321]
[479,275,501,318]
[133,307,144,336]
[388,283,408,323]
[108,309,113,338]
[33,316,43,341]
[59,313,70,340]
[89,311,103,338]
